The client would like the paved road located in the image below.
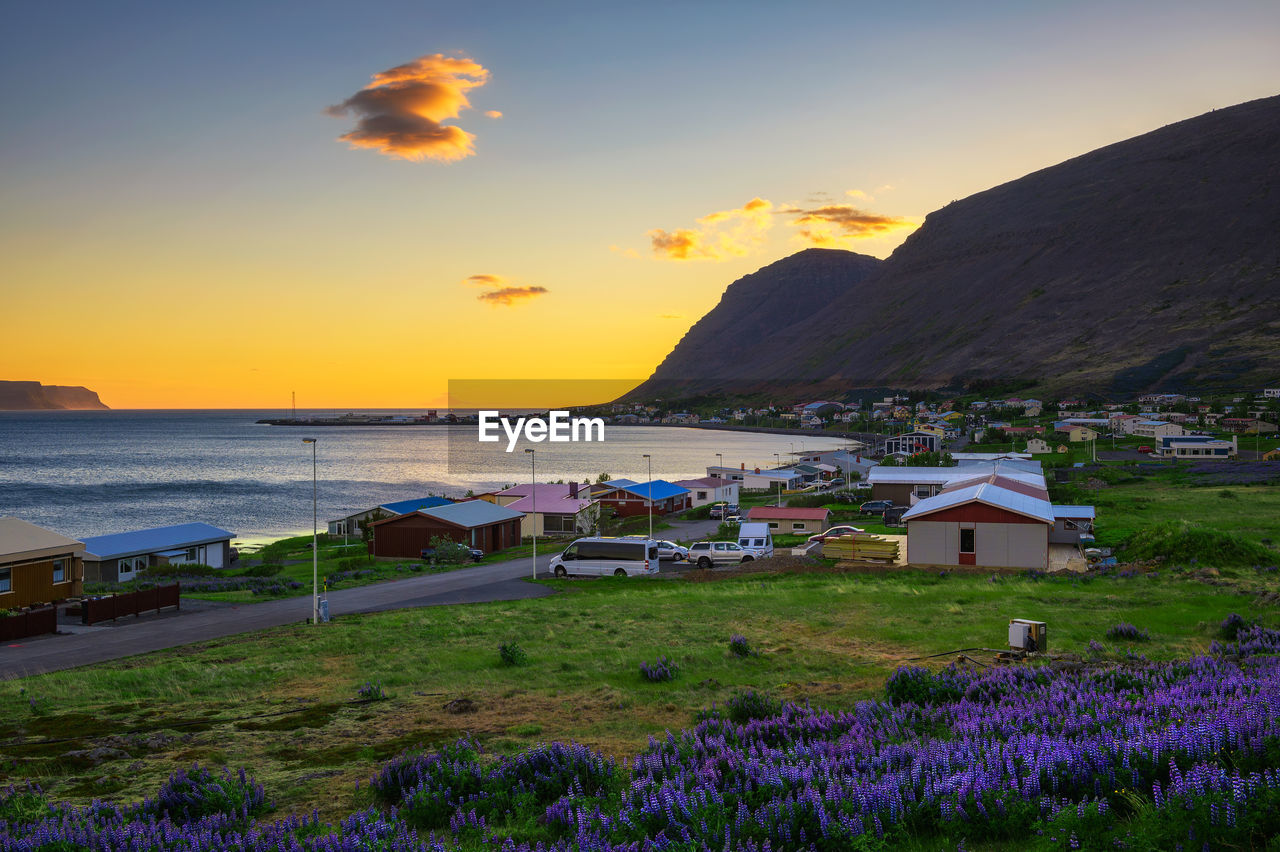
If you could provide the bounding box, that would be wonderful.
[0,520,732,681]
[0,555,557,681]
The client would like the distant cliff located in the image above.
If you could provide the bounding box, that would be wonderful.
[0,381,109,410]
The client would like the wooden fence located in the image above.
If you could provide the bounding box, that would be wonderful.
[81,584,180,625]
[0,606,58,641]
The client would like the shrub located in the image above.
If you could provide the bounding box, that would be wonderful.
[498,642,527,667]
[356,681,387,701]
[884,665,969,706]
[237,563,283,577]
[145,765,268,824]
[142,563,219,578]
[1219,612,1250,639]
[639,656,679,682]
[727,634,754,657]
[721,689,783,723]
[1105,622,1150,641]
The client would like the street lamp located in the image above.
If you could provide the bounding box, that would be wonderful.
[716,452,723,476]
[643,453,653,541]
[525,448,536,580]
[302,438,318,625]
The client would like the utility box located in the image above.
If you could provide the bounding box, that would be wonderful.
[1008,619,1048,653]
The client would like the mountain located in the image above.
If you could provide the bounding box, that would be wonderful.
[635,94,1280,400]
[0,381,109,410]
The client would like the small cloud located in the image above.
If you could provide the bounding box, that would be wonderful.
[477,286,549,306]
[780,203,916,247]
[327,53,493,162]
[484,110,503,118]
[463,273,507,286]
[464,274,548,306]
[609,245,640,259]
[845,188,873,202]
[648,198,774,261]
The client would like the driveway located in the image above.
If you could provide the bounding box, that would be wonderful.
[0,554,558,680]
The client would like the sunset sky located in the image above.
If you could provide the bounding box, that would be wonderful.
[2,1,1278,409]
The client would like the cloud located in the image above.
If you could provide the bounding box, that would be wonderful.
[780,203,915,247]
[463,273,506,286]
[648,198,774,260]
[609,245,640,259]
[464,274,548,306]
[485,110,503,118]
[327,53,492,162]
[477,286,549,306]
[845,188,873,201]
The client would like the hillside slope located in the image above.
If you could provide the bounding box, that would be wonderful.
[638,95,1280,399]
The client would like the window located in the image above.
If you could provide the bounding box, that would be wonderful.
[52,559,65,583]
[792,522,806,530]
[959,528,976,554]
[767,522,779,529]
[544,514,576,533]
[0,566,9,592]
[696,491,707,500]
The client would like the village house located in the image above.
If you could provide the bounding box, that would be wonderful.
[595,480,692,517]
[368,500,523,558]
[901,474,1056,570]
[746,506,830,534]
[327,496,453,537]
[0,517,84,609]
[883,431,941,456]
[1054,423,1099,442]
[1026,437,1053,454]
[82,522,236,583]
[1132,420,1186,439]
[1155,435,1237,460]
[483,483,599,538]
[675,476,740,507]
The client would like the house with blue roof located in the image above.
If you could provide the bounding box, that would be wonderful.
[82,522,235,583]
[596,480,691,517]
[327,496,453,537]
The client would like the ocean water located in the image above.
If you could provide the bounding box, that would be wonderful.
[0,411,852,543]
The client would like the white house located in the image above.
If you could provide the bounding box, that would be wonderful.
[1155,435,1236,460]
[901,475,1054,570]
[1132,420,1185,439]
[1026,438,1052,455]
[674,476,740,507]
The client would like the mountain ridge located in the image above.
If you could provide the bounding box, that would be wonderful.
[0,381,110,410]
[634,94,1280,400]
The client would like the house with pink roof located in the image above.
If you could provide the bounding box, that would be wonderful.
[485,482,600,537]
[673,476,739,508]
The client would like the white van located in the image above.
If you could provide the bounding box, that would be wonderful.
[550,537,660,578]
[737,522,774,559]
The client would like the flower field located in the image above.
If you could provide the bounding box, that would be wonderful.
[4,626,1279,851]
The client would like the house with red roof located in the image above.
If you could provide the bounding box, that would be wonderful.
[746,506,830,534]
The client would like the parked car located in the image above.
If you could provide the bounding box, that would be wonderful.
[708,502,727,519]
[654,540,689,561]
[807,525,864,543]
[722,514,742,525]
[420,543,484,563]
[1137,445,1153,454]
[550,537,659,577]
[686,540,755,568]
[883,505,908,527]
[859,500,895,516]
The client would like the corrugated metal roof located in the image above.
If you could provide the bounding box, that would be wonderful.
[381,496,453,515]
[417,500,524,528]
[1052,505,1097,520]
[612,480,690,501]
[902,482,1054,524]
[82,523,234,560]
[504,495,595,514]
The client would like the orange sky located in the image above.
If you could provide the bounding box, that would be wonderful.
[3,2,1277,408]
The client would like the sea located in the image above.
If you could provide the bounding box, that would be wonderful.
[0,410,854,544]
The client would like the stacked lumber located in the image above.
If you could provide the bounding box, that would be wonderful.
[823,533,900,562]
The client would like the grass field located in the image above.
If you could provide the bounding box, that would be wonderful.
[3,567,1272,822]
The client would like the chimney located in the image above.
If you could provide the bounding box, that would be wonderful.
[741,462,746,470]
[754,467,761,474]
[569,481,579,498]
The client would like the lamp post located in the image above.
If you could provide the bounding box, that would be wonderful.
[525,448,536,580]
[716,452,723,476]
[302,438,318,625]
[643,454,653,541]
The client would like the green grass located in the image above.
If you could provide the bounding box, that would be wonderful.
[3,568,1273,820]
